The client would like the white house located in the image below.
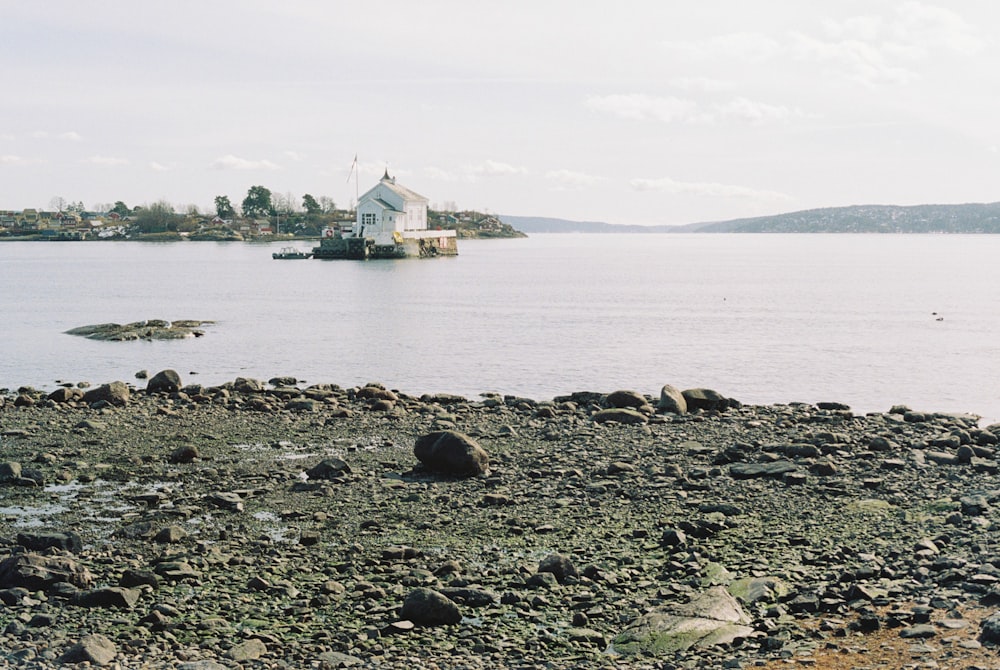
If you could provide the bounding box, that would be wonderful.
[348,170,457,257]
[355,169,429,238]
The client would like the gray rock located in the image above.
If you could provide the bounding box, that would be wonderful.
[225,638,267,661]
[980,612,1000,644]
[592,408,649,425]
[606,390,648,409]
[76,586,141,609]
[147,369,182,394]
[82,381,131,407]
[16,531,82,553]
[0,553,94,590]
[729,461,799,479]
[537,553,578,583]
[400,588,462,626]
[306,458,352,480]
[0,461,22,483]
[414,431,490,476]
[610,586,753,655]
[233,377,266,393]
[657,384,687,414]
[682,388,731,412]
[47,387,84,403]
[59,634,117,666]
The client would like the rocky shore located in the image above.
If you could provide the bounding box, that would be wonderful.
[2,375,1000,669]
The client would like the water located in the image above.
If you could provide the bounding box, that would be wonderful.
[2,234,999,422]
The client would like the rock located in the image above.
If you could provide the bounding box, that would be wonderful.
[980,612,1000,644]
[169,445,199,463]
[306,458,352,480]
[592,408,649,425]
[147,369,182,394]
[154,525,188,543]
[233,377,266,393]
[729,461,799,479]
[0,553,94,590]
[59,633,117,666]
[0,461,23,483]
[47,387,84,403]
[16,531,83,553]
[413,431,490,476]
[76,586,141,609]
[225,638,267,662]
[356,385,398,402]
[82,381,131,407]
[610,586,754,655]
[657,384,687,414]
[606,390,648,409]
[400,588,462,626]
[682,388,731,412]
[537,553,578,583]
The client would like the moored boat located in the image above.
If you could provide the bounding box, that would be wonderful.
[272,247,312,259]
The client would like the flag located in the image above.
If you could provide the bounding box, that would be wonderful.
[346,154,357,183]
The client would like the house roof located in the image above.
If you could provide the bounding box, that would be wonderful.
[378,174,428,203]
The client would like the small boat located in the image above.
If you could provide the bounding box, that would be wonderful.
[272,247,312,260]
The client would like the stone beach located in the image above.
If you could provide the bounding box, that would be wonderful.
[2,374,1000,668]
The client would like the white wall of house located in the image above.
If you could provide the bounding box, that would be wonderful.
[355,174,428,236]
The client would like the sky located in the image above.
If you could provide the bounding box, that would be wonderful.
[1,1,998,226]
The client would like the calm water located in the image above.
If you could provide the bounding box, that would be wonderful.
[2,234,999,421]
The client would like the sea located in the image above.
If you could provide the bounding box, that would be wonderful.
[2,234,999,423]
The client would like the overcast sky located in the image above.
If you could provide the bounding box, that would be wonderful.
[2,1,997,225]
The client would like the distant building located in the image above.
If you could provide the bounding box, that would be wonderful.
[314,171,457,259]
[356,169,430,238]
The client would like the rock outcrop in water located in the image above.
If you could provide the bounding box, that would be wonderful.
[65,320,213,341]
[1,375,1000,668]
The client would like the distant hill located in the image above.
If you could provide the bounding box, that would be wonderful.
[502,202,1000,234]
[498,215,677,233]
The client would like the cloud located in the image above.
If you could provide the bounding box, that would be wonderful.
[83,155,129,166]
[1,155,23,164]
[32,131,83,141]
[892,1,983,56]
[469,160,528,177]
[586,94,699,123]
[283,151,304,161]
[664,32,783,62]
[587,94,799,125]
[662,6,982,88]
[545,169,604,188]
[149,161,172,171]
[210,154,281,170]
[631,176,792,202]
[423,166,461,181]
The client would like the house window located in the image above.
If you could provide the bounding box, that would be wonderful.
[362,213,376,225]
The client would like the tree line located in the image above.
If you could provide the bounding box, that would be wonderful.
[53,186,345,236]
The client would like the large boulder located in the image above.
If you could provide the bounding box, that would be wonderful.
[82,381,131,407]
[0,553,94,590]
[47,387,84,404]
[593,408,649,425]
[657,384,687,414]
[605,390,648,409]
[400,588,462,626]
[609,586,753,656]
[59,634,117,666]
[414,431,489,476]
[682,388,730,412]
[147,369,182,394]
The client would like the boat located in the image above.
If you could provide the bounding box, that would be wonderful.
[272,247,312,260]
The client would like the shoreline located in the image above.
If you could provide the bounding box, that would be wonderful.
[2,375,999,668]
